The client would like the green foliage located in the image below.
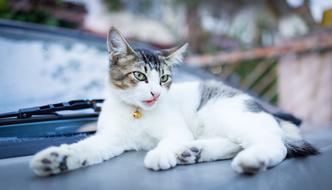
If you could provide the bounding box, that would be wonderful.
[138,0,153,10]
[170,0,201,9]
[0,0,77,28]
[0,0,9,12]
[103,0,153,12]
[0,9,77,28]
[103,0,123,11]
[234,59,278,104]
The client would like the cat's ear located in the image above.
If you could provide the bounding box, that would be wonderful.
[159,43,188,66]
[107,26,137,61]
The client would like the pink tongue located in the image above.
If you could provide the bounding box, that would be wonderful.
[145,100,155,106]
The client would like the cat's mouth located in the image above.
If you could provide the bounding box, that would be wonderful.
[143,96,159,107]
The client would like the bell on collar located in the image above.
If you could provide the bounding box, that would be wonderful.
[133,109,142,119]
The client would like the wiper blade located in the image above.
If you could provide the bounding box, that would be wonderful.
[0,99,104,119]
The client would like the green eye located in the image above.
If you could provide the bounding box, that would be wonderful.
[160,75,170,83]
[133,71,147,81]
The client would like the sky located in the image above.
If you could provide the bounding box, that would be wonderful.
[287,0,332,22]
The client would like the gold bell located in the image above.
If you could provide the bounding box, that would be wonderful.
[133,109,142,119]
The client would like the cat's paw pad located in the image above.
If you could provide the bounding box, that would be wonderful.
[231,152,267,175]
[30,146,82,176]
[144,149,177,171]
[176,146,202,164]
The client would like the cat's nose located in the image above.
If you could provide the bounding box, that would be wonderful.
[151,91,160,98]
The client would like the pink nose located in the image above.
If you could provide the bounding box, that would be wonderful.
[151,91,160,98]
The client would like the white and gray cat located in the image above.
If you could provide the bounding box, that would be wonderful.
[31,27,318,176]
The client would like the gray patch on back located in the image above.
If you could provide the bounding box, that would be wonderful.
[196,81,241,111]
[244,99,266,113]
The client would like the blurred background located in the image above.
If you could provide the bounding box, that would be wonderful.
[0,0,331,125]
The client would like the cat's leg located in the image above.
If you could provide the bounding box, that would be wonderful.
[144,130,194,171]
[231,135,287,175]
[225,111,289,174]
[30,133,130,176]
[144,137,184,171]
[31,98,134,176]
[176,138,242,164]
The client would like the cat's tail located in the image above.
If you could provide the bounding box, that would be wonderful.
[277,119,320,158]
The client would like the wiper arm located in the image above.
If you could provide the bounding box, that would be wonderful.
[0,99,104,119]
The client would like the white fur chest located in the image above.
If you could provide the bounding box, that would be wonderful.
[100,96,185,150]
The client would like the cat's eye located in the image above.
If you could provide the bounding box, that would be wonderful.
[133,71,147,81]
[160,75,170,83]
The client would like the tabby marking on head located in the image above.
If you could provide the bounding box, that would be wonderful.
[106,26,187,109]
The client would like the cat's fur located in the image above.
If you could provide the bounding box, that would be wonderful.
[31,27,318,176]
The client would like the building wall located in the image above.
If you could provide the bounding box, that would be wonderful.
[278,50,332,124]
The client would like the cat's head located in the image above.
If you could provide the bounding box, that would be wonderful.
[107,26,187,110]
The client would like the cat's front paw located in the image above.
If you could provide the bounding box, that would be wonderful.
[176,146,201,165]
[30,145,84,176]
[144,148,177,171]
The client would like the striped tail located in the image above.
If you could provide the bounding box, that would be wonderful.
[277,118,319,158]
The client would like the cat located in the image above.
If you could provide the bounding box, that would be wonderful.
[31,26,318,176]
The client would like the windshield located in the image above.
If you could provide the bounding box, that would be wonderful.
[0,27,108,113]
[0,25,201,114]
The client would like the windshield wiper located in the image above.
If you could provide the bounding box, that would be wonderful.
[0,99,104,125]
